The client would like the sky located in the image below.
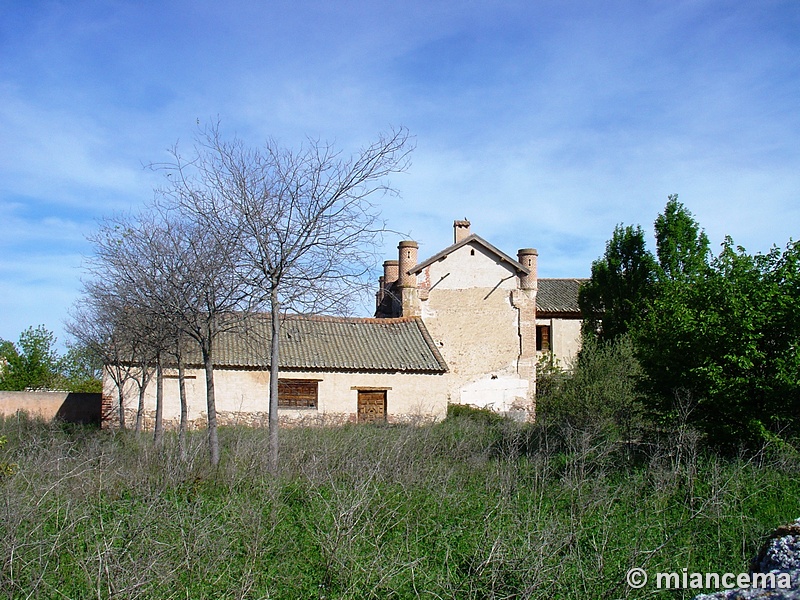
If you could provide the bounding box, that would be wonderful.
[1,0,799,349]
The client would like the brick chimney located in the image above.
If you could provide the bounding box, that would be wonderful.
[398,240,420,316]
[453,219,471,243]
[515,248,538,408]
[398,241,417,288]
[375,260,400,316]
[375,276,384,310]
[383,260,399,291]
[517,248,538,291]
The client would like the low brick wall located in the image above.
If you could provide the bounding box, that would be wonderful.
[0,391,102,425]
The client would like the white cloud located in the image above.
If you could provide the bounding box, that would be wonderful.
[1,0,799,338]
[0,85,161,210]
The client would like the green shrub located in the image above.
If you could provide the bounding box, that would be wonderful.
[538,334,645,443]
[535,351,569,398]
[446,402,508,425]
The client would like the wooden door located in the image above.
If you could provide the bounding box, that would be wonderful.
[357,390,386,423]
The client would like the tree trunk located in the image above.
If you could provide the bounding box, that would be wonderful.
[203,342,220,466]
[135,385,144,433]
[154,354,164,447]
[177,346,189,462]
[117,382,126,430]
[134,362,150,433]
[268,289,281,473]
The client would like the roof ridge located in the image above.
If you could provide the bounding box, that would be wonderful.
[283,314,421,325]
[244,312,422,325]
[539,277,589,282]
[412,318,449,372]
[410,233,530,276]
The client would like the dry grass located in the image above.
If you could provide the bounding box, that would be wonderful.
[1,412,798,599]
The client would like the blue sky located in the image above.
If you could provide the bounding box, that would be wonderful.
[1,0,799,348]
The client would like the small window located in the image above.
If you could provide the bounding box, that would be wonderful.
[536,325,551,352]
[278,379,319,409]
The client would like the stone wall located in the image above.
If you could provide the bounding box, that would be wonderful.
[110,407,440,431]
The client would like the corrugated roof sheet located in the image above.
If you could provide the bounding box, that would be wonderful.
[536,279,586,314]
[186,315,448,373]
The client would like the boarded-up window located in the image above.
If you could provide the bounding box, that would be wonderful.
[277,379,319,409]
[357,390,386,423]
[536,325,551,351]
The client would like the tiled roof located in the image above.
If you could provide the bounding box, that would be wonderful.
[536,279,586,314]
[186,315,448,373]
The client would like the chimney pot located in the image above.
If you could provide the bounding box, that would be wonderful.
[382,260,399,289]
[453,219,471,243]
[398,241,418,288]
[517,248,538,291]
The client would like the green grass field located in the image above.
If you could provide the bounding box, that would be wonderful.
[1,412,798,599]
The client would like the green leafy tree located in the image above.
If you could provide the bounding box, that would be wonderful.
[0,339,18,386]
[706,239,800,445]
[0,326,61,391]
[636,197,713,414]
[59,342,103,393]
[654,194,710,282]
[636,238,800,448]
[587,198,800,448]
[579,224,657,341]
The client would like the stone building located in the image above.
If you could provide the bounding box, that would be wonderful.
[102,219,583,427]
[104,315,450,428]
[375,218,583,414]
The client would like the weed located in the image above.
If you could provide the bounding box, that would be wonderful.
[0,416,797,598]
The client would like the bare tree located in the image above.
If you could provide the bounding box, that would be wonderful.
[67,288,150,430]
[147,209,251,464]
[171,329,192,460]
[119,309,161,435]
[157,123,413,471]
[84,207,248,464]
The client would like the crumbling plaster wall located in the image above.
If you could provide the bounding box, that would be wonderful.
[417,242,531,412]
